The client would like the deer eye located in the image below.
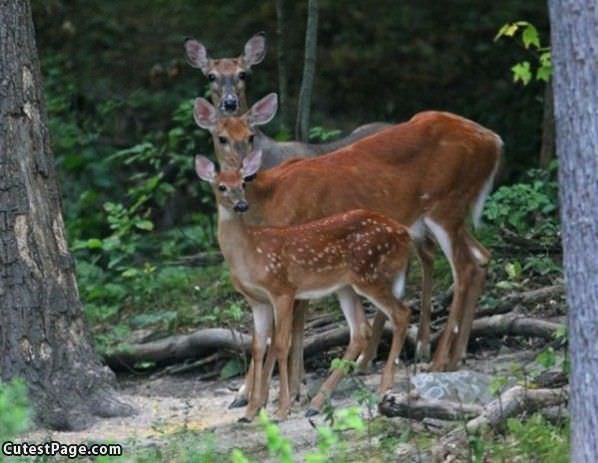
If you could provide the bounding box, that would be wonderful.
[218,184,227,192]
[248,135,255,144]
[238,71,247,81]
[218,136,228,144]
[208,73,216,82]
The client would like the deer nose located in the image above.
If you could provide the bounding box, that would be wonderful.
[222,97,238,112]
[233,200,249,213]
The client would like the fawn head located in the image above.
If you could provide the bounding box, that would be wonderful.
[195,149,263,213]
[193,93,277,169]
[185,32,266,115]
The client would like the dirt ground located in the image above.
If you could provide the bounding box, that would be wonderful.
[20,342,548,462]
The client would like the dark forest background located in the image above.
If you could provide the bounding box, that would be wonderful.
[29,0,559,364]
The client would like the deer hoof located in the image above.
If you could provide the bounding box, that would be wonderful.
[305,408,320,418]
[229,397,248,409]
[237,416,253,423]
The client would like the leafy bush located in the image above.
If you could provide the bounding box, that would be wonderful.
[0,379,30,442]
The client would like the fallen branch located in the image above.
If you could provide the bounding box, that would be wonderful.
[432,385,569,460]
[476,284,564,318]
[430,312,564,347]
[105,328,250,371]
[378,393,483,421]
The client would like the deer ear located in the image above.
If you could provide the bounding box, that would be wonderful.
[193,98,218,130]
[245,93,278,127]
[241,150,263,178]
[184,38,210,74]
[242,32,266,67]
[195,155,216,183]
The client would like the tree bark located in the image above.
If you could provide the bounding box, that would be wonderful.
[276,0,290,133]
[548,1,598,461]
[0,0,133,430]
[295,0,319,141]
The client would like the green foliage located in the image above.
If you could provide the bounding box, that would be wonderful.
[495,21,552,84]
[484,167,558,240]
[488,414,569,462]
[260,410,295,463]
[0,379,30,442]
[309,126,342,142]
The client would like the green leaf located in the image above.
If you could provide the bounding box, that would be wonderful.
[512,61,532,85]
[536,348,556,369]
[135,219,154,231]
[537,65,552,82]
[220,358,245,379]
[121,268,140,278]
[495,22,519,40]
[86,238,103,249]
[522,24,540,49]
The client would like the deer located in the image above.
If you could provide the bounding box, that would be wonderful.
[195,149,413,421]
[192,93,502,415]
[185,33,392,407]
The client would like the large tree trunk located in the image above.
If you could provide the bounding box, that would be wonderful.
[548,1,598,461]
[0,0,133,430]
[295,0,318,141]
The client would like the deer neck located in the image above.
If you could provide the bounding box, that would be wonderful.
[216,205,258,275]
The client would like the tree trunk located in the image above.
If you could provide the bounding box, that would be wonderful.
[0,0,133,430]
[276,0,290,133]
[295,0,319,141]
[539,81,555,168]
[548,1,598,461]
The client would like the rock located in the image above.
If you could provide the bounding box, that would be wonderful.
[410,370,495,405]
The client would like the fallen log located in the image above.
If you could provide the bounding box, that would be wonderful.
[476,284,564,318]
[432,385,569,461]
[104,328,251,371]
[378,393,483,421]
[430,312,564,347]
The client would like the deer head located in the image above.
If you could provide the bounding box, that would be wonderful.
[195,149,263,213]
[193,93,277,169]
[185,32,266,115]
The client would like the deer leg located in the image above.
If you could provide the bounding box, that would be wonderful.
[306,287,369,416]
[424,219,478,372]
[287,300,307,402]
[230,360,252,409]
[446,232,490,369]
[355,308,384,373]
[240,303,273,422]
[271,294,295,421]
[356,272,411,396]
[415,235,435,362]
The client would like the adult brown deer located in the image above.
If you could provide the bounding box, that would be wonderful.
[184,33,390,169]
[193,95,502,415]
[195,150,412,421]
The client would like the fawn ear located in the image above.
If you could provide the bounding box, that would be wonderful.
[193,97,218,130]
[241,150,263,179]
[242,32,266,67]
[184,38,210,74]
[245,93,278,127]
[195,155,216,183]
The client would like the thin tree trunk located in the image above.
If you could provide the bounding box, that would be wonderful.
[295,0,319,141]
[276,0,290,133]
[539,81,555,168]
[548,1,598,461]
[0,0,133,430]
